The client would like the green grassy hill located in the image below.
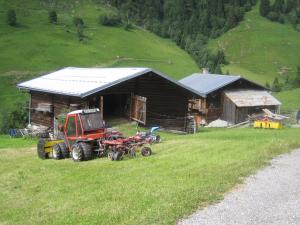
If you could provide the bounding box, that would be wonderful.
[0,0,198,131]
[209,5,300,85]
[275,88,300,112]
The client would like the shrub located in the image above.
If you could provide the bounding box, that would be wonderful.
[99,12,121,26]
[73,17,84,27]
[7,9,17,26]
[267,11,279,21]
[48,10,57,24]
[124,22,133,31]
[278,14,285,23]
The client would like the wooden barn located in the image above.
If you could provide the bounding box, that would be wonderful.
[17,67,199,132]
[179,73,281,125]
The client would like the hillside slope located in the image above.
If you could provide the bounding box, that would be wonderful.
[209,6,300,85]
[0,0,198,131]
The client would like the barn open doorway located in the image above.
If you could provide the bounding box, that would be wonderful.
[103,94,131,119]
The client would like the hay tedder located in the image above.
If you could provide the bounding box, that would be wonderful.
[37,108,160,162]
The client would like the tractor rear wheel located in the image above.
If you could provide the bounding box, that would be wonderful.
[141,147,152,157]
[72,142,92,162]
[59,142,69,158]
[37,139,48,159]
[72,143,83,161]
[79,142,92,160]
[52,144,62,160]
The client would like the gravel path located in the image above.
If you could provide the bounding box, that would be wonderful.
[179,149,300,225]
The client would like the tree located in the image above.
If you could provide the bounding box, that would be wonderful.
[7,9,17,26]
[260,0,271,17]
[295,65,300,87]
[76,23,84,42]
[272,77,282,92]
[48,10,57,24]
[272,0,286,13]
[99,12,121,26]
[286,0,297,13]
[73,17,84,27]
[267,11,279,21]
[265,81,270,88]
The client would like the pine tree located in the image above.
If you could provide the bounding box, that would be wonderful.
[7,9,17,26]
[295,65,300,87]
[260,0,271,17]
[286,0,297,13]
[48,10,57,24]
[272,77,282,92]
[272,0,285,13]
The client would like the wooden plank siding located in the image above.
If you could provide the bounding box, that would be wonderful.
[29,72,196,131]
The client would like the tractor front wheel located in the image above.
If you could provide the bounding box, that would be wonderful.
[141,147,152,157]
[52,144,62,160]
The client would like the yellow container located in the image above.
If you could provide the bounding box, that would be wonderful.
[253,120,283,129]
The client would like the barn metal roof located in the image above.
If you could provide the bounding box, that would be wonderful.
[224,90,281,107]
[179,73,241,96]
[17,67,200,98]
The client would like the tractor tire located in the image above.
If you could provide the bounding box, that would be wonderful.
[108,151,114,161]
[79,142,93,161]
[113,151,124,161]
[52,144,62,160]
[72,142,92,162]
[58,142,69,158]
[141,146,152,157]
[37,139,48,159]
[71,143,83,161]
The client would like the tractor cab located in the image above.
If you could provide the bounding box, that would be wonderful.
[64,108,105,150]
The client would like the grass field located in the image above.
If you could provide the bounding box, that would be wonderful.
[208,5,300,85]
[275,88,300,112]
[1,126,300,225]
[0,0,198,130]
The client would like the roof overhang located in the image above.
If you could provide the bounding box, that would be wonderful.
[224,89,281,107]
[17,67,202,98]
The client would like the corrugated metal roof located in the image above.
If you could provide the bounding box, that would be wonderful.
[179,73,241,96]
[17,67,201,98]
[18,67,150,97]
[224,90,281,107]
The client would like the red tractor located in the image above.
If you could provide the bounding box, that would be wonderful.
[38,108,153,162]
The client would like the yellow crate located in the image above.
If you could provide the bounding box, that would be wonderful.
[253,121,283,129]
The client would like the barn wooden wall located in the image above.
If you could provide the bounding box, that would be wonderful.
[99,72,194,130]
[30,91,85,127]
[29,72,196,131]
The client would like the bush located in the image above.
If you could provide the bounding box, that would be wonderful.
[278,14,285,23]
[48,10,57,24]
[267,11,279,21]
[73,17,84,27]
[99,12,121,26]
[7,9,17,26]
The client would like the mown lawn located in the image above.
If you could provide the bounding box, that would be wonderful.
[1,126,300,225]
